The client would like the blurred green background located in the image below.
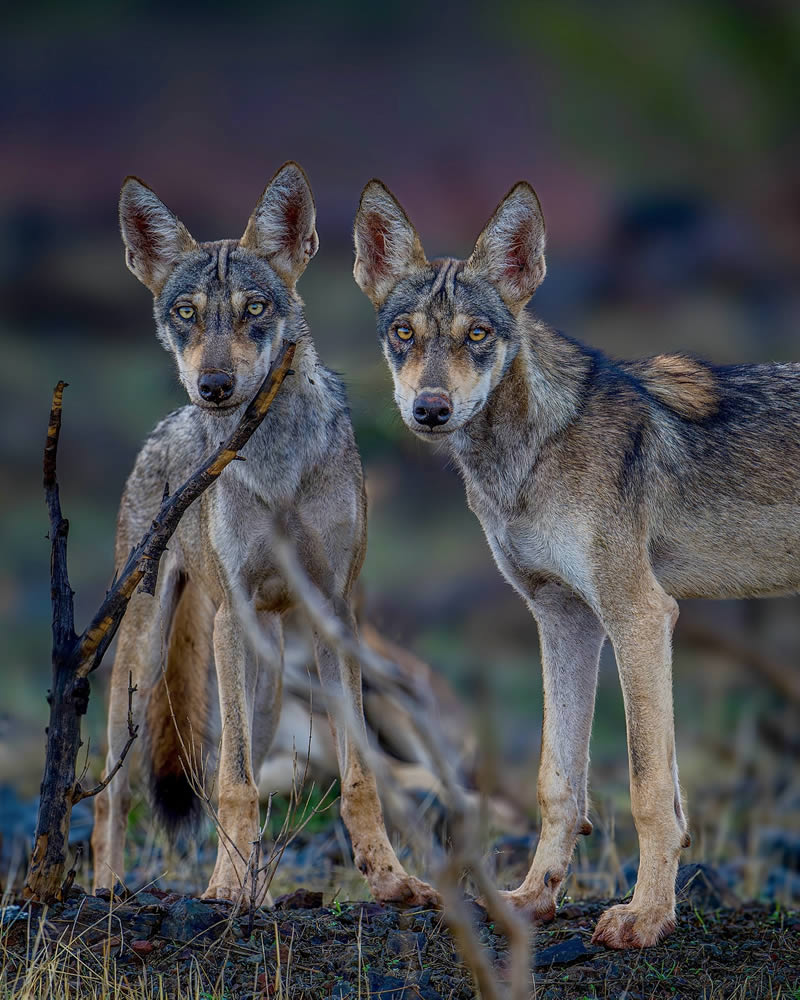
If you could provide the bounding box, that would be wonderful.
[1,0,799,895]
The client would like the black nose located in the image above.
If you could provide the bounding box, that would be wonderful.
[413,391,452,427]
[198,370,234,404]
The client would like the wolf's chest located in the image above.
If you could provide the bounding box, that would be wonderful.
[480,509,595,604]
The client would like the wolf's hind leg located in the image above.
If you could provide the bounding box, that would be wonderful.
[91,573,178,891]
[502,581,605,920]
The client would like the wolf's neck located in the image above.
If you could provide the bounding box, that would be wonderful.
[449,320,591,493]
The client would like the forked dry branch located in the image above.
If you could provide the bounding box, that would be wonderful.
[24,342,296,903]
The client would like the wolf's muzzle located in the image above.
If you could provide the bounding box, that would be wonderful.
[413,391,452,428]
[198,369,234,405]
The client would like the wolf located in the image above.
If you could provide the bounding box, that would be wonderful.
[91,163,436,907]
[352,178,800,948]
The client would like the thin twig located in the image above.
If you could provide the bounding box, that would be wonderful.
[73,675,138,803]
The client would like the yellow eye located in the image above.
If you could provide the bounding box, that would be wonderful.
[247,302,265,316]
[396,325,413,341]
[177,306,195,320]
[469,327,488,342]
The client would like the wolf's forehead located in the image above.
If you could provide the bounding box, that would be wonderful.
[380,263,509,330]
[161,244,282,300]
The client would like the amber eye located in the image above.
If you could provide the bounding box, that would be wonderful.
[177,306,195,320]
[468,326,488,342]
[247,302,265,317]
[395,325,414,341]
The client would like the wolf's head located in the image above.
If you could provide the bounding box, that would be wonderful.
[119,162,318,412]
[353,180,546,437]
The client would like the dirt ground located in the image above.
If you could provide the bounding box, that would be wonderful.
[2,877,798,1000]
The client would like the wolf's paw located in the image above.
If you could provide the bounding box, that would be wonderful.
[201,881,246,904]
[592,902,676,949]
[370,872,440,908]
[497,886,558,923]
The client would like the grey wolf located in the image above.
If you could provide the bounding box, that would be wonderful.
[352,178,800,947]
[91,163,436,907]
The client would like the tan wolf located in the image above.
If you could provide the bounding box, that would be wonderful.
[352,178,800,948]
[91,163,436,907]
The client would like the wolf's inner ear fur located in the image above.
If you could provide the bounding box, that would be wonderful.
[466,182,546,311]
[353,181,427,307]
[241,161,319,285]
[119,178,198,294]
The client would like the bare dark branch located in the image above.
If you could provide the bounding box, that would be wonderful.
[44,380,76,650]
[25,343,296,903]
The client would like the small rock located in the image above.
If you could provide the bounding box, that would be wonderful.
[0,906,24,927]
[676,863,740,909]
[367,972,414,998]
[353,901,386,921]
[533,935,600,968]
[115,903,163,939]
[385,929,424,959]
[758,828,800,871]
[131,891,167,908]
[763,867,800,903]
[160,897,230,943]
[274,888,323,909]
[131,939,154,956]
[90,935,120,953]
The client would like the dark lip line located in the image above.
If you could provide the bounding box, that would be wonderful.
[194,401,246,413]
[410,424,459,436]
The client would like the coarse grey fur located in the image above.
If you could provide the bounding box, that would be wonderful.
[92,163,437,908]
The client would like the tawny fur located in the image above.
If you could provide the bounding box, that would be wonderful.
[353,177,800,949]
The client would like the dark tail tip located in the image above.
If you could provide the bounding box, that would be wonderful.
[149,772,204,837]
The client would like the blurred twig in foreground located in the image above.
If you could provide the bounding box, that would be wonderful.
[267,521,531,1000]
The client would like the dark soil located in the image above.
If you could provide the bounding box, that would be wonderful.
[3,870,798,999]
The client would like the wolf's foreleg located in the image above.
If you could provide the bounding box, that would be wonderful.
[592,575,686,949]
[203,601,261,903]
[502,581,604,920]
[312,603,439,907]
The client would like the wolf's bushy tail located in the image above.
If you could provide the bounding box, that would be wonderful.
[142,576,218,836]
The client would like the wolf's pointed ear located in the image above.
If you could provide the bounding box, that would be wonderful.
[241,162,318,285]
[466,182,546,311]
[119,178,197,294]
[353,181,427,307]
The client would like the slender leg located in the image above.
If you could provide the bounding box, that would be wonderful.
[592,575,687,949]
[250,612,284,776]
[503,581,605,919]
[313,601,439,905]
[92,582,172,890]
[203,601,262,901]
